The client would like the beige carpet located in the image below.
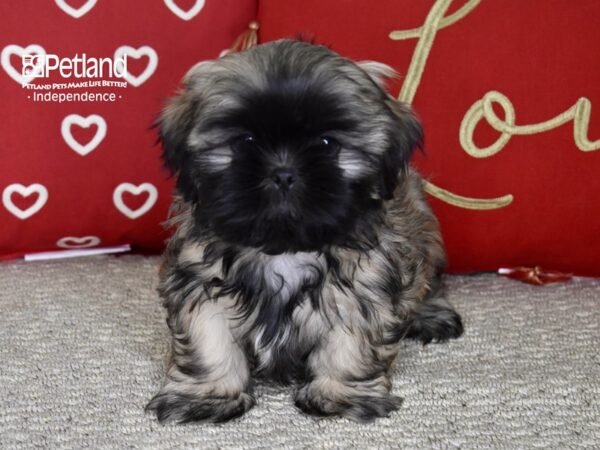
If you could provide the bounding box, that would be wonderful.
[0,256,598,449]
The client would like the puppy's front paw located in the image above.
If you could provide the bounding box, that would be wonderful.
[294,380,402,422]
[146,388,255,424]
[402,296,463,344]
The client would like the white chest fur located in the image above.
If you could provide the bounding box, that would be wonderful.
[259,252,323,301]
[244,251,325,366]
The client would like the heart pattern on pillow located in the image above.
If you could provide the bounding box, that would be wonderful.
[1,44,46,85]
[56,236,101,249]
[1,0,259,257]
[113,183,158,219]
[113,46,158,87]
[61,114,107,156]
[54,0,98,18]
[164,0,205,21]
[2,183,48,220]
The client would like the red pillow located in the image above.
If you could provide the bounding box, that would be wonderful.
[1,0,257,259]
[259,0,600,276]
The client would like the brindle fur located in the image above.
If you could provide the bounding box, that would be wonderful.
[146,40,463,423]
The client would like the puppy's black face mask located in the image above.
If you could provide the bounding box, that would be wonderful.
[159,40,422,254]
[197,84,379,254]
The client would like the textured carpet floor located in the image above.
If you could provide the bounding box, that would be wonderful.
[0,256,598,449]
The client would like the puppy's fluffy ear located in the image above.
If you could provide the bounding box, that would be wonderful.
[358,61,424,200]
[379,100,423,199]
[158,61,212,173]
[159,90,197,173]
[357,61,398,92]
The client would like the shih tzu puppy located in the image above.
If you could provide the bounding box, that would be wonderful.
[146,39,463,423]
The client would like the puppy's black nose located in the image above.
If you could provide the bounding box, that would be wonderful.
[270,168,296,190]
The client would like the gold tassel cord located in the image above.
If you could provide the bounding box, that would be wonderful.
[229,21,259,53]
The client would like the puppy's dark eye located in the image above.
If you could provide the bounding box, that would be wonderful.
[318,136,340,150]
[233,134,257,150]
